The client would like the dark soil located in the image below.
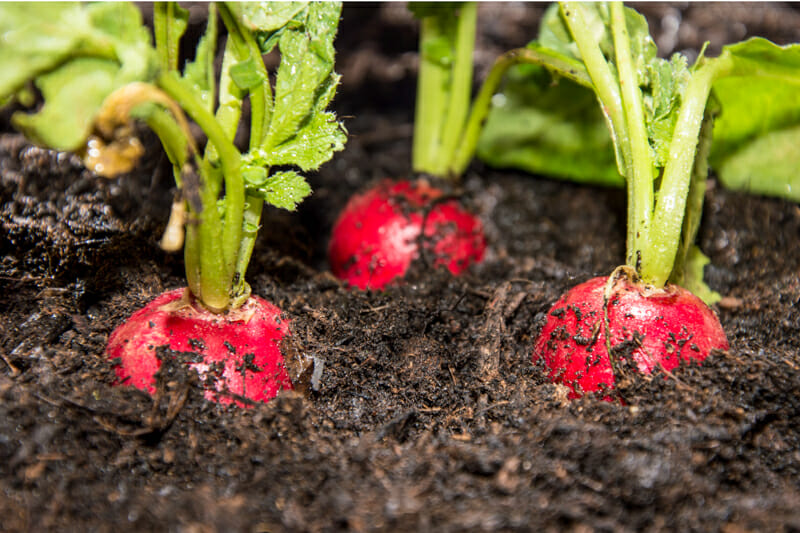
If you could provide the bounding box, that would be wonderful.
[2,3,800,532]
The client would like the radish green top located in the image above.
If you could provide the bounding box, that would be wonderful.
[477,2,800,298]
[0,2,346,312]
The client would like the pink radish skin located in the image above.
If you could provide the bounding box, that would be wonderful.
[106,288,292,407]
[534,275,729,399]
[329,179,486,290]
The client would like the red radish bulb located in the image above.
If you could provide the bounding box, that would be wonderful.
[534,271,729,399]
[328,179,486,289]
[106,288,292,407]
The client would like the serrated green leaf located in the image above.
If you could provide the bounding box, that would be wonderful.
[262,2,341,152]
[260,110,346,172]
[254,170,312,211]
[643,54,689,167]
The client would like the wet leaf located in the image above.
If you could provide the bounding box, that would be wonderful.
[249,170,312,211]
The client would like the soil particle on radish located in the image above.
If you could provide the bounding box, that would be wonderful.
[328,179,486,289]
[106,288,295,407]
[534,273,730,399]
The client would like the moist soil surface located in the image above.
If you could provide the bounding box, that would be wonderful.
[2,4,800,532]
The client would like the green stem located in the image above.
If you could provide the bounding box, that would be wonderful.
[668,106,716,287]
[218,4,273,147]
[639,57,731,286]
[561,2,631,179]
[232,197,263,300]
[437,2,477,179]
[140,106,201,296]
[158,72,244,311]
[451,44,592,177]
[204,4,218,116]
[183,211,202,299]
[218,4,275,299]
[610,2,653,269]
[153,2,187,72]
[412,15,450,175]
[139,105,188,173]
[213,39,244,156]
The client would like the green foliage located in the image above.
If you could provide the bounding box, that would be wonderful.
[181,4,216,114]
[261,2,342,151]
[479,7,800,206]
[478,64,622,186]
[709,38,800,201]
[230,58,267,91]
[480,2,690,186]
[0,1,346,311]
[211,2,345,214]
[0,3,90,97]
[232,2,308,34]
[246,63,345,174]
[0,2,156,151]
[713,126,800,202]
[12,58,119,151]
[475,1,800,300]
[250,170,312,211]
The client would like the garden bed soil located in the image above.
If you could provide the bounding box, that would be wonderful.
[2,3,800,531]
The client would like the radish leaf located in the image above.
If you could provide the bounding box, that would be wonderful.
[478,68,622,186]
[262,2,341,151]
[232,2,308,33]
[230,58,267,91]
[0,2,155,151]
[710,38,800,201]
[250,170,311,211]
[12,59,119,151]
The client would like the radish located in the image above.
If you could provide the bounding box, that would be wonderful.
[329,179,486,289]
[330,3,499,288]
[2,3,346,405]
[490,3,767,398]
[534,269,729,399]
[328,3,600,289]
[107,288,292,407]
[329,3,620,289]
